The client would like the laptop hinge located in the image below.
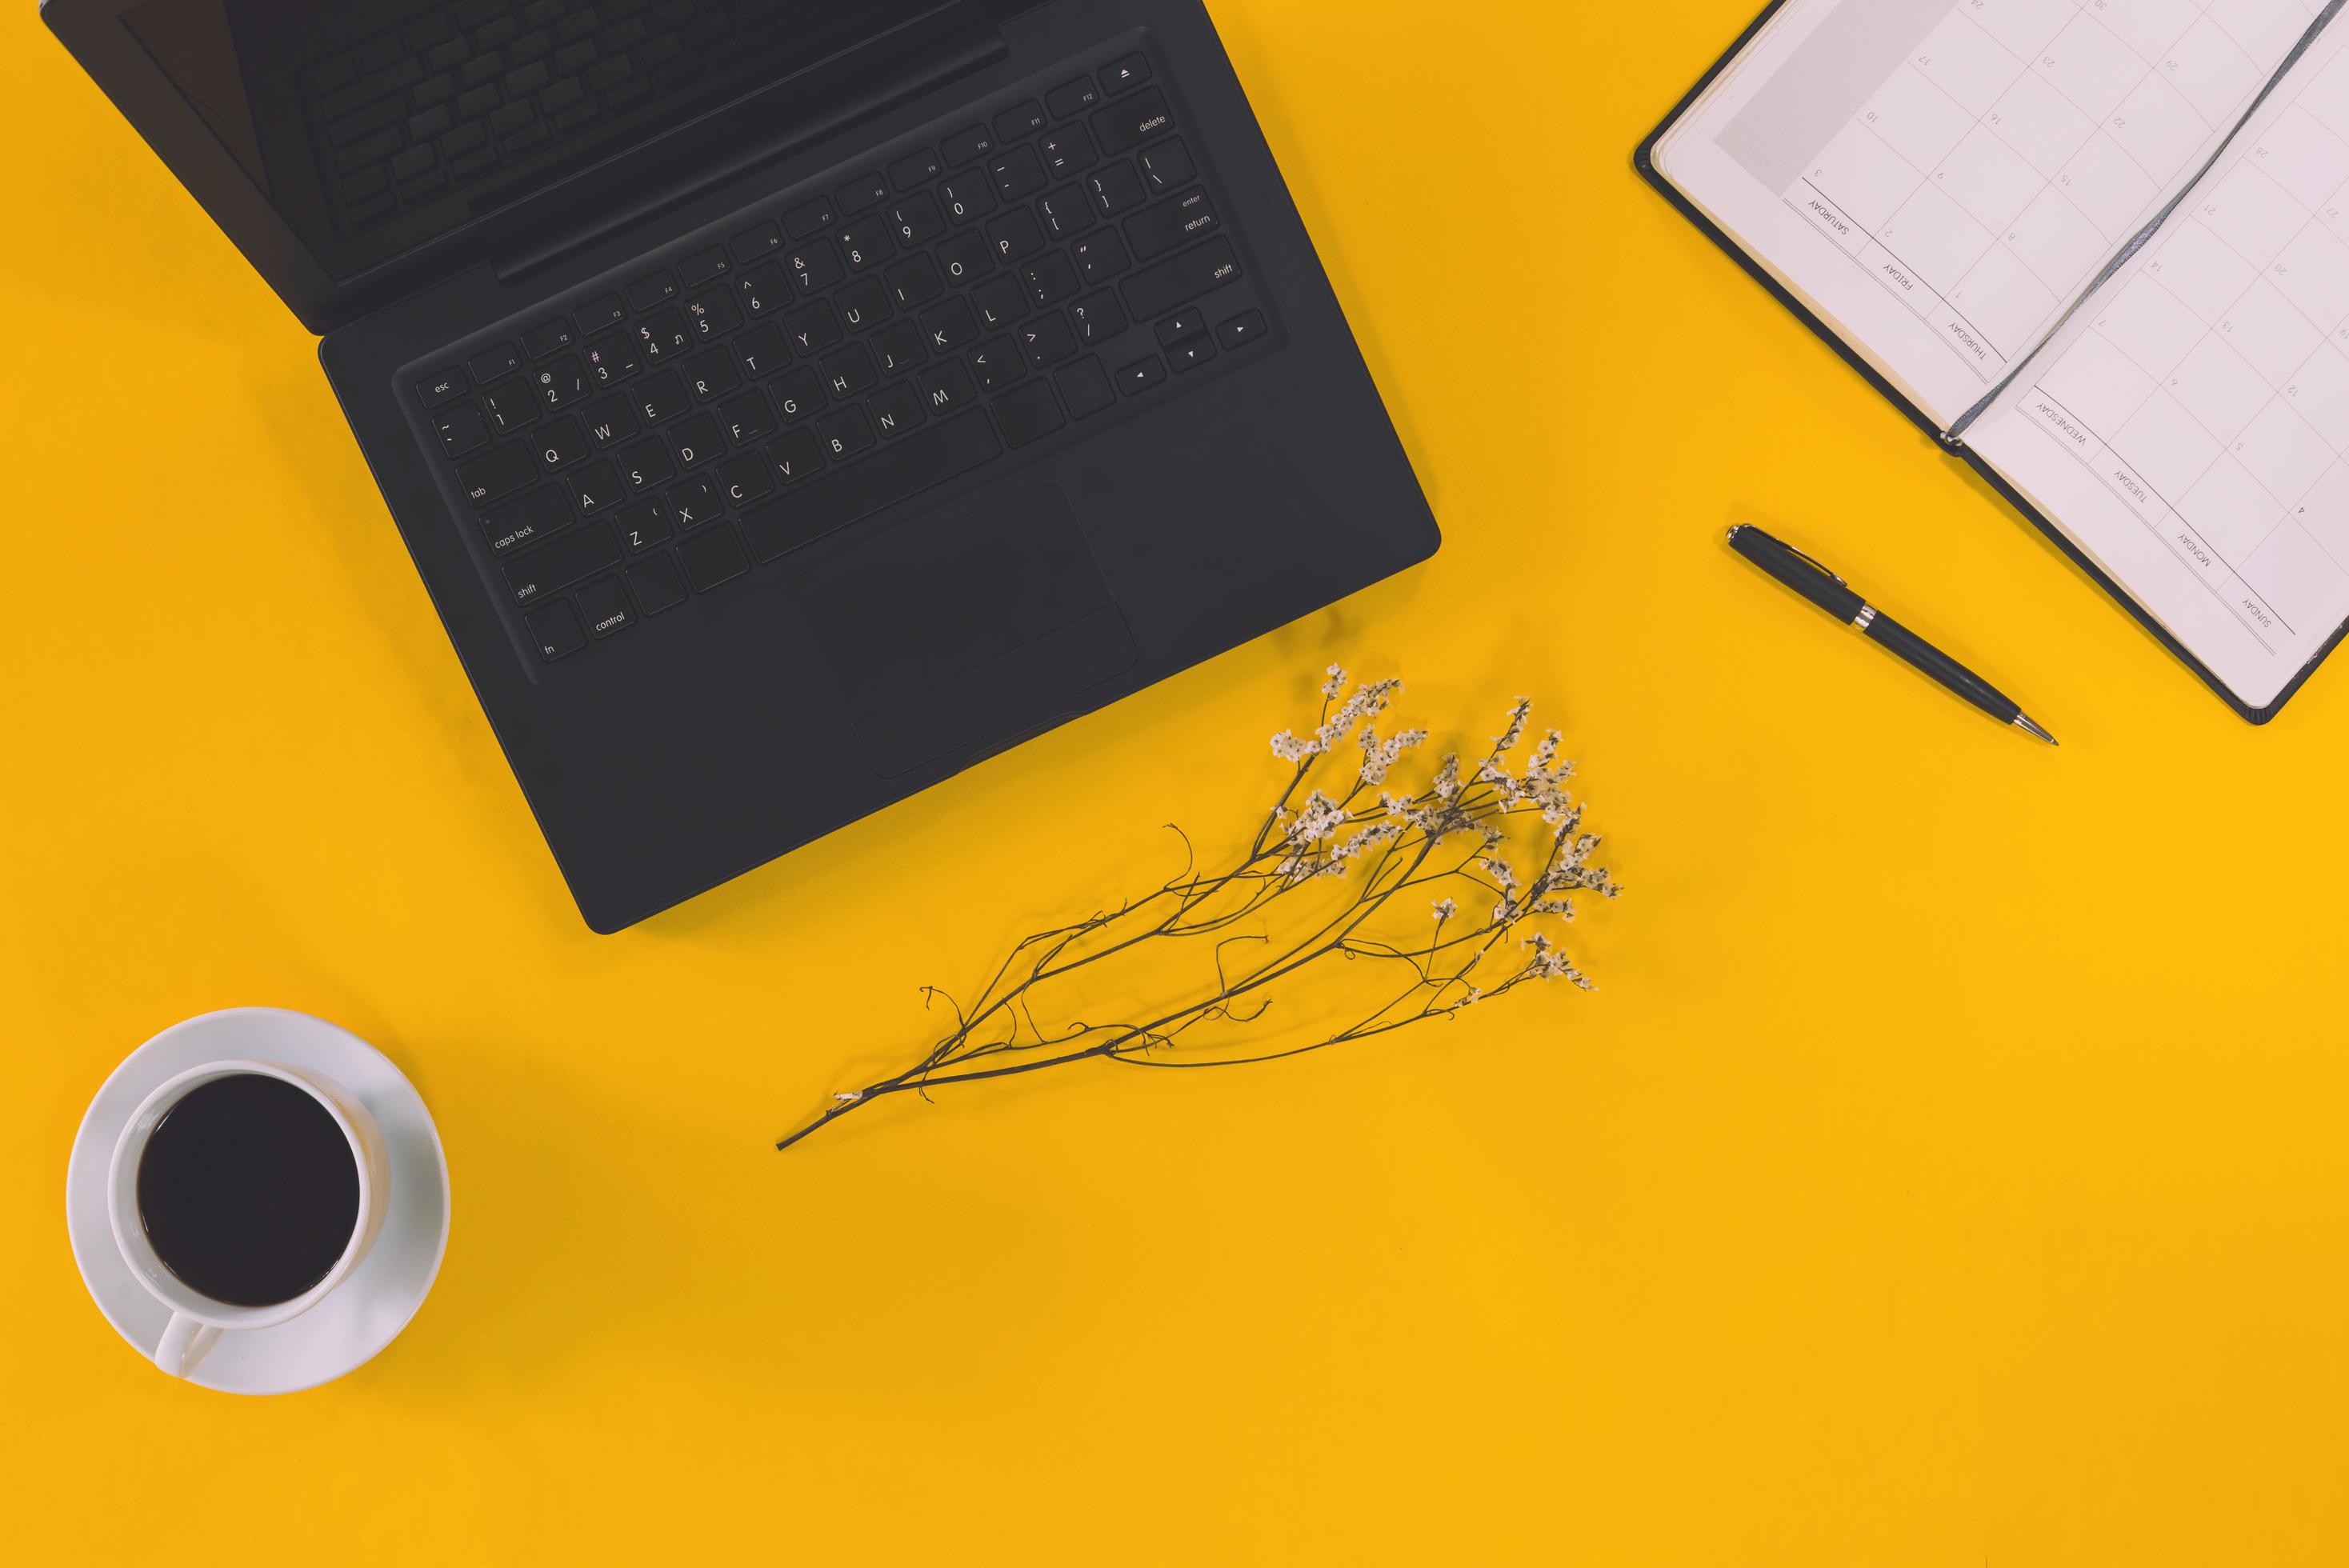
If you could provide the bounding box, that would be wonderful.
[494,14,1002,290]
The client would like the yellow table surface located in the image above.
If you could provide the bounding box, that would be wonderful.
[10,2,2349,1561]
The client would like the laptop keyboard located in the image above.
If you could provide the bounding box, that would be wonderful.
[410,46,1276,670]
[312,0,815,235]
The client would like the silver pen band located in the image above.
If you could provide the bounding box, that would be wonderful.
[1851,604,1877,631]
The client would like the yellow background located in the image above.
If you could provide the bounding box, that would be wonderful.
[7,1,2348,1560]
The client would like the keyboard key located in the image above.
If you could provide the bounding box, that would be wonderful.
[670,413,723,468]
[889,191,946,246]
[941,123,994,166]
[482,486,569,553]
[770,426,824,482]
[534,356,591,410]
[526,600,586,662]
[1086,160,1146,217]
[734,263,787,317]
[870,380,927,437]
[534,417,589,470]
[938,230,994,286]
[482,378,538,434]
[578,576,635,638]
[994,99,1048,142]
[821,342,880,398]
[624,270,678,311]
[675,525,750,592]
[1020,252,1081,307]
[834,219,893,270]
[836,171,889,212]
[1137,138,1195,194]
[1155,308,1207,346]
[417,367,467,407]
[785,299,843,355]
[666,475,722,528]
[988,206,1048,261]
[1117,355,1166,395]
[685,347,742,404]
[676,246,731,289]
[886,254,945,310]
[1216,310,1267,351]
[1056,356,1115,418]
[1100,54,1152,94]
[503,523,618,602]
[1045,77,1101,120]
[736,322,791,378]
[993,379,1063,448]
[1126,187,1218,259]
[458,439,537,505]
[685,289,743,345]
[1018,311,1079,370]
[1122,237,1241,320]
[614,436,675,492]
[717,451,775,506]
[564,460,623,516]
[740,410,999,561]
[822,280,881,335]
[916,355,978,414]
[1168,337,1216,374]
[787,238,843,294]
[466,342,523,382]
[1038,186,1096,239]
[730,220,784,263]
[1092,87,1173,155]
[817,405,875,460]
[968,337,1024,393]
[615,498,671,553]
[888,146,943,190]
[971,272,1029,330]
[1068,291,1126,347]
[631,370,689,424]
[1071,230,1130,284]
[636,309,691,363]
[988,146,1048,202]
[1041,124,1096,180]
[783,194,838,238]
[922,295,980,352]
[582,398,637,446]
[582,331,641,386]
[938,172,997,223]
[872,321,927,376]
[629,553,688,614]
[436,402,490,456]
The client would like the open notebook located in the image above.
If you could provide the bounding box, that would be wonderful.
[1643,0,2349,719]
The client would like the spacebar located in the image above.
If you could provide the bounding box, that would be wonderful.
[739,410,1002,563]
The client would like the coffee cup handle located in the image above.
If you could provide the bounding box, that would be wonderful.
[155,1312,223,1378]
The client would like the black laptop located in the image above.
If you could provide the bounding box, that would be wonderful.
[45,0,1438,930]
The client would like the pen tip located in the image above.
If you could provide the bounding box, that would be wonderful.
[2013,714,2059,745]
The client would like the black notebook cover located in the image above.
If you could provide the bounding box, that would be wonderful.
[1635,1,2349,725]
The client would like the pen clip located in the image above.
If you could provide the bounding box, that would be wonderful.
[1778,541,1845,586]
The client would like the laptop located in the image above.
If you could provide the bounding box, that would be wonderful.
[44,0,1439,930]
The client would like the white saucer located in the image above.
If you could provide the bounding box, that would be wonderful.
[66,1008,451,1395]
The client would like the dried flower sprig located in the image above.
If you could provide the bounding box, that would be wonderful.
[775,669,1621,1150]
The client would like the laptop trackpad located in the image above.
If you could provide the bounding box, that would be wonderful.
[795,485,1138,778]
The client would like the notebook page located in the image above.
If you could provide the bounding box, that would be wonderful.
[1967,10,2349,708]
[1656,0,2321,430]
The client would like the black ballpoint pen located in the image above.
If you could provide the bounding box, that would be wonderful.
[1727,525,2057,744]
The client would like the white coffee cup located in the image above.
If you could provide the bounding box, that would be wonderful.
[106,1059,391,1378]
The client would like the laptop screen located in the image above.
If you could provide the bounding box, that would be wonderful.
[117,0,954,285]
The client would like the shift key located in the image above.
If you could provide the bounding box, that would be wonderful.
[502,522,619,602]
[1120,236,1241,321]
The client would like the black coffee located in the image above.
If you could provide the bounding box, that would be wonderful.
[136,1073,362,1307]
